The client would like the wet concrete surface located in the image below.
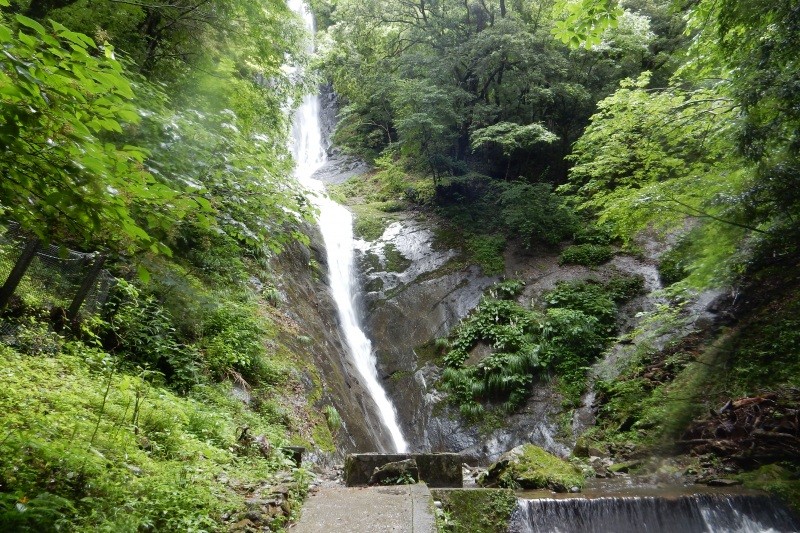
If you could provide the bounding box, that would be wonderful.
[290,483,436,533]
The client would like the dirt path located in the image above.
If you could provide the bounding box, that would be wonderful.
[290,483,436,532]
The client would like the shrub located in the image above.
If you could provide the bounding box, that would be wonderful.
[658,247,690,286]
[559,244,614,266]
[106,281,200,390]
[545,280,617,332]
[541,308,607,406]
[202,303,265,380]
[404,180,436,205]
[374,152,408,194]
[605,274,646,302]
[323,405,342,432]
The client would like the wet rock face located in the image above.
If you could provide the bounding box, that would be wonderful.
[313,84,371,186]
[353,217,498,453]
[271,225,394,454]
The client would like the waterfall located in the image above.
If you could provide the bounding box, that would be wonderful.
[510,494,800,533]
[287,0,408,453]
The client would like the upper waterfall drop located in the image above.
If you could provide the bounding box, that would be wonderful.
[287,0,409,453]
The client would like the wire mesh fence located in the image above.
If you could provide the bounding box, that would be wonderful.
[0,222,116,336]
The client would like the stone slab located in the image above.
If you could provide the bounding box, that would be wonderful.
[290,484,436,533]
[345,453,462,488]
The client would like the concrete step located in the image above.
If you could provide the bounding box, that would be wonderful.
[290,483,436,533]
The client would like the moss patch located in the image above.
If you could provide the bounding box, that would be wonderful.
[351,205,389,241]
[431,488,517,533]
[383,243,411,273]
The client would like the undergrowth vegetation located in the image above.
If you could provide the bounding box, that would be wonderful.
[0,343,301,531]
[0,234,332,530]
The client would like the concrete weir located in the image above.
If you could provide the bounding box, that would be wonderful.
[344,453,463,488]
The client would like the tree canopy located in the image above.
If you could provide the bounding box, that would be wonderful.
[0,0,312,261]
[320,0,674,181]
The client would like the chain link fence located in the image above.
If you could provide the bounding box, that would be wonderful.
[0,223,116,336]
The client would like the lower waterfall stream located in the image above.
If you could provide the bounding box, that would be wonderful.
[288,0,408,453]
[510,492,799,533]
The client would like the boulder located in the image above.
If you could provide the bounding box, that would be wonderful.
[706,478,743,487]
[608,460,642,474]
[369,458,419,485]
[478,444,584,493]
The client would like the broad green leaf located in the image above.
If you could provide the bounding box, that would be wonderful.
[15,15,46,36]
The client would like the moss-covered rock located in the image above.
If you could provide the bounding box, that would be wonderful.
[430,488,517,533]
[737,464,800,514]
[478,444,585,492]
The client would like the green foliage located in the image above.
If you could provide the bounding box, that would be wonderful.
[441,276,625,413]
[441,295,542,414]
[605,274,646,302]
[724,290,800,395]
[201,302,269,381]
[559,244,614,266]
[432,177,578,253]
[545,280,617,332]
[5,316,62,356]
[323,405,342,433]
[470,122,558,157]
[658,245,690,286]
[488,279,526,300]
[542,307,606,407]
[0,491,75,532]
[0,15,193,253]
[374,152,408,194]
[563,0,800,293]
[563,72,744,244]
[573,223,615,246]
[498,182,579,246]
[552,0,624,49]
[322,0,662,182]
[106,280,200,391]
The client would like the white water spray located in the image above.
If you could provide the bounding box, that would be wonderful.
[288,0,408,453]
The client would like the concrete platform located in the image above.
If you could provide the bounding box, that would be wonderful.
[345,453,463,487]
[290,483,436,533]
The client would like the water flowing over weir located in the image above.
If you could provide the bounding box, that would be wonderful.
[287,0,408,453]
[510,494,800,533]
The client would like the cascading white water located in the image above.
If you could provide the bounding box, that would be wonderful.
[510,494,799,533]
[287,0,408,453]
